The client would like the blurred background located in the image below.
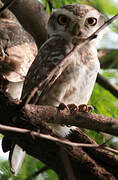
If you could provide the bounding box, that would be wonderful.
[0,0,118,179]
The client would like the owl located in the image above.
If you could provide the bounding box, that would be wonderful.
[9,4,105,175]
[0,9,37,99]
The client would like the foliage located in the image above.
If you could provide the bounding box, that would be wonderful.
[89,0,118,14]
[0,156,59,180]
[88,69,118,144]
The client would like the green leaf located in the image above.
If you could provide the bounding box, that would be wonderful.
[89,82,118,118]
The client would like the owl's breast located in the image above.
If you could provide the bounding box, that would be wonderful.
[40,48,100,106]
[55,53,100,105]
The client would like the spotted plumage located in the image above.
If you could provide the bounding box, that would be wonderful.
[22,4,104,109]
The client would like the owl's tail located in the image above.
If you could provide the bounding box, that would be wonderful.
[9,144,26,176]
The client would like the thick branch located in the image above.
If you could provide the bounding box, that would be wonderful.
[1,0,49,48]
[0,125,117,180]
[0,92,118,179]
[1,124,118,154]
[21,104,118,137]
[0,91,118,138]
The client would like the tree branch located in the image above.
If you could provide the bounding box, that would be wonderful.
[97,73,118,98]
[1,124,118,155]
[0,92,118,179]
[0,125,118,180]
[1,0,49,48]
[0,91,118,138]
[21,104,118,137]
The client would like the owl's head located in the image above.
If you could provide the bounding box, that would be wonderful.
[48,4,105,43]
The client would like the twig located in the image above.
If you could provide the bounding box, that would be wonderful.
[0,124,118,155]
[21,13,118,108]
[1,124,117,179]
[99,137,113,147]
[104,147,118,154]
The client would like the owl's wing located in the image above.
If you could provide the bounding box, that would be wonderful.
[21,35,73,103]
[0,18,36,82]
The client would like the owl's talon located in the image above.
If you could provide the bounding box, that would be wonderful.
[87,105,94,112]
[57,103,78,114]
[67,104,78,114]
[57,102,70,112]
[78,104,87,112]
[78,104,94,112]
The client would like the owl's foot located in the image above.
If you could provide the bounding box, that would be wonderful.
[67,104,78,114]
[57,103,77,127]
[57,102,70,112]
[57,103,77,114]
[78,104,94,112]
[57,103,93,114]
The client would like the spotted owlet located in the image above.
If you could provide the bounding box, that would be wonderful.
[9,4,105,175]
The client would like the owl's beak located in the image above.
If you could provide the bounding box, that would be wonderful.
[72,23,82,36]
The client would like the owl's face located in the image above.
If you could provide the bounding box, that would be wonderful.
[48,4,105,42]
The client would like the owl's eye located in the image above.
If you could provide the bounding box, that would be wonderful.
[57,15,69,25]
[85,17,97,26]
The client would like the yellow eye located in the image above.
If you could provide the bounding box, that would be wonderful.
[57,15,69,25]
[85,17,97,26]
